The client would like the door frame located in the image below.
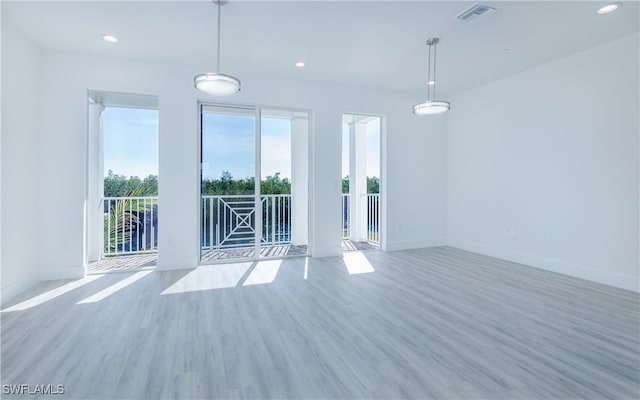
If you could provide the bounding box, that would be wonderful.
[341,111,387,252]
[84,90,160,271]
[197,102,312,265]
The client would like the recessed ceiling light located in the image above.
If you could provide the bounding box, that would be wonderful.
[597,3,621,14]
[295,62,305,68]
[102,34,118,43]
[427,81,435,85]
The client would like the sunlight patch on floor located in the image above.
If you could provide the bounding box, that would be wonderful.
[343,252,375,275]
[77,271,153,304]
[160,262,252,295]
[2,275,103,312]
[242,260,282,286]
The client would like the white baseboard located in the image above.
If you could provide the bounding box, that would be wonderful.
[156,256,199,271]
[447,238,639,292]
[312,246,343,258]
[386,238,447,252]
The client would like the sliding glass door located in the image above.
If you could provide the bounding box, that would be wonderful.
[201,105,257,261]
[200,105,308,263]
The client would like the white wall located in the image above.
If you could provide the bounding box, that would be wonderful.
[1,22,41,305]
[447,33,640,292]
[34,49,446,279]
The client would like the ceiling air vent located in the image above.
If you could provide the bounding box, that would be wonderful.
[456,3,497,22]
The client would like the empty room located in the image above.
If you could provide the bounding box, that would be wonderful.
[1,1,638,399]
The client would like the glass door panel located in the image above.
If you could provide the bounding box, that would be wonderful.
[200,105,309,263]
[201,105,257,261]
[260,110,309,256]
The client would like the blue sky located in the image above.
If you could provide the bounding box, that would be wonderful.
[104,107,380,181]
[104,107,292,181]
[103,107,159,178]
[202,113,292,180]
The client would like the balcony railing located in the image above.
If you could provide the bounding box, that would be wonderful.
[201,194,293,250]
[366,193,380,244]
[342,193,380,244]
[103,192,379,257]
[103,196,158,256]
[342,193,350,239]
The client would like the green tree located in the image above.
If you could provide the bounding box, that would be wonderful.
[142,175,158,195]
[202,170,291,196]
[342,175,379,194]
[104,170,158,197]
[202,170,254,195]
[342,176,349,194]
[261,172,291,195]
[367,176,380,194]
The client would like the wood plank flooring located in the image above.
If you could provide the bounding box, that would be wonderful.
[2,247,639,399]
[87,254,158,273]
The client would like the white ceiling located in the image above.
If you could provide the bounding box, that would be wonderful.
[3,1,639,96]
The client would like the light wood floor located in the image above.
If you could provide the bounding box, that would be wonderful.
[2,247,639,399]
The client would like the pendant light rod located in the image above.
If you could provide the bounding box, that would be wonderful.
[432,39,437,99]
[194,0,241,96]
[425,37,439,101]
[216,0,221,73]
[426,41,432,100]
[413,37,449,115]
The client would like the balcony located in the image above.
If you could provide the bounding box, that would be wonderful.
[102,196,159,256]
[90,193,379,273]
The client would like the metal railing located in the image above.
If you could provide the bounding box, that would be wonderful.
[342,193,379,244]
[366,193,380,244]
[103,196,158,256]
[102,192,379,257]
[342,194,350,239]
[262,194,292,245]
[201,194,293,250]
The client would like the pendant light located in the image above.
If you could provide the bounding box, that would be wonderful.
[194,0,241,96]
[413,38,450,115]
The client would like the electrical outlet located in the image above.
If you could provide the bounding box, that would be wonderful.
[509,228,516,238]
